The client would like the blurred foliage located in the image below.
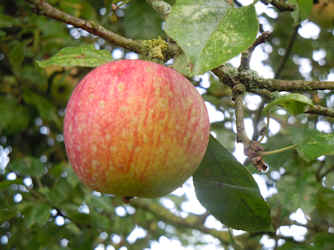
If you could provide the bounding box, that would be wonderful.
[0,0,334,249]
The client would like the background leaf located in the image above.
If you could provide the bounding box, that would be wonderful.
[287,126,334,161]
[8,41,25,73]
[36,45,113,68]
[288,0,313,22]
[9,157,45,177]
[0,96,30,135]
[315,187,334,225]
[24,203,51,228]
[263,93,313,116]
[165,1,258,75]
[122,1,164,39]
[193,136,272,232]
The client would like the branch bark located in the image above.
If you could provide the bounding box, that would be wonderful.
[213,65,334,92]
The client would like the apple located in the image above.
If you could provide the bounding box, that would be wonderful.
[63,60,210,198]
[310,0,334,28]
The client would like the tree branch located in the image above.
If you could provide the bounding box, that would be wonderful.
[306,105,334,118]
[239,31,272,71]
[233,84,250,144]
[130,199,232,244]
[275,23,300,78]
[213,65,334,92]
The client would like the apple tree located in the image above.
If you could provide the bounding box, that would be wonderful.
[0,0,334,249]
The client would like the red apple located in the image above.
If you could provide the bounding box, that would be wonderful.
[64,60,210,198]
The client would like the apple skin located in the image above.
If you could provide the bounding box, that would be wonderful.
[310,0,334,28]
[64,60,210,198]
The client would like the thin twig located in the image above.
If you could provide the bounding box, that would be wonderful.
[275,24,300,78]
[239,32,272,71]
[260,144,297,156]
[261,0,295,12]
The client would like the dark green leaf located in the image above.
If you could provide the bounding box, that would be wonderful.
[0,96,30,135]
[313,233,334,250]
[90,211,112,230]
[263,93,313,116]
[0,208,17,223]
[165,2,258,75]
[86,195,114,213]
[210,122,235,152]
[193,136,272,232]
[36,45,113,68]
[123,1,164,39]
[315,187,334,225]
[59,0,97,20]
[9,157,45,177]
[0,14,20,28]
[45,179,72,205]
[288,0,313,22]
[0,30,6,37]
[23,90,61,126]
[25,203,51,227]
[0,179,23,190]
[277,241,312,250]
[275,172,317,214]
[262,133,295,170]
[8,41,25,72]
[288,126,334,161]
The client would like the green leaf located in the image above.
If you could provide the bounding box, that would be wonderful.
[288,0,313,22]
[59,0,97,20]
[22,90,61,126]
[0,179,23,190]
[263,93,313,116]
[275,172,317,214]
[277,241,312,250]
[123,1,164,39]
[0,30,6,37]
[0,208,17,223]
[25,203,51,227]
[193,136,272,232]
[262,133,295,170]
[171,53,193,77]
[315,187,334,225]
[313,233,334,250]
[86,195,114,213]
[0,14,20,28]
[9,157,45,177]
[165,2,258,75]
[8,41,25,72]
[210,123,235,152]
[0,96,30,135]
[45,179,72,205]
[287,126,334,161]
[36,45,113,68]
